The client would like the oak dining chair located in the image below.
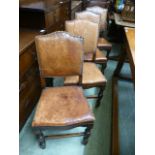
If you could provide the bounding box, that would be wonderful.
[86,6,112,58]
[76,10,112,58]
[65,20,107,107]
[32,31,95,149]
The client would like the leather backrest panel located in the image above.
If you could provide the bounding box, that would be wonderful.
[86,6,108,30]
[76,11,101,26]
[65,20,99,54]
[35,31,84,77]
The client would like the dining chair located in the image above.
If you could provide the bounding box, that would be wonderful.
[32,31,95,149]
[86,6,108,31]
[86,6,112,58]
[66,19,107,71]
[76,10,112,58]
[65,20,107,107]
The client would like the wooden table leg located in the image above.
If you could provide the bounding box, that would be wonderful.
[114,50,127,77]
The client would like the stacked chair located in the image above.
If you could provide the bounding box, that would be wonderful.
[75,11,108,69]
[32,6,112,149]
[86,6,108,32]
[86,6,112,58]
[64,19,107,108]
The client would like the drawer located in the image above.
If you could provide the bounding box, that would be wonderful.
[19,75,40,111]
[45,11,55,28]
[19,44,37,79]
[19,75,41,129]
[19,88,41,129]
[20,63,40,100]
[45,5,68,29]
[59,4,70,22]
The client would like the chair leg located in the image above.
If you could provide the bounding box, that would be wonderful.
[95,86,105,108]
[101,63,107,73]
[35,129,46,149]
[82,125,93,145]
[106,49,111,59]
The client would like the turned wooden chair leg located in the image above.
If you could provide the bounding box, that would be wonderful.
[35,129,46,149]
[82,124,93,145]
[95,86,105,108]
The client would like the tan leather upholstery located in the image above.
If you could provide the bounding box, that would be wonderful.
[35,31,84,77]
[84,48,107,63]
[86,6,108,31]
[76,11,101,28]
[64,63,107,88]
[65,20,99,54]
[98,38,112,50]
[32,86,95,127]
[75,11,111,50]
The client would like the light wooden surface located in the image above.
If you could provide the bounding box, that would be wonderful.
[124,27,135,66]
[114,13,135,28]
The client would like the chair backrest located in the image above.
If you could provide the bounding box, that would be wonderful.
[75,11,101,35]
[76,11,101,26]
[65,19,99,55]
[86,6,108,31]
[35,31,84,86]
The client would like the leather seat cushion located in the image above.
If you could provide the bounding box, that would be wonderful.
[32,86,95,127]
[64,63,107,88]
[98,37,112,50]
[84,48,107,63]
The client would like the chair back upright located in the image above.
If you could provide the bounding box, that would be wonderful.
[76,11,101,26]
[75,11,101,36]
[86,6,108,31]
[35,31,84,87]
[65,20,99,60]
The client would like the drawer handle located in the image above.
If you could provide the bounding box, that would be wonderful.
[39,29,46,34]
[19,81,27,93]
[59,1,68,4]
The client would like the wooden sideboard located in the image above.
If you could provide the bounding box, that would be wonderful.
[19,29,42,130]
[19,0,71,33]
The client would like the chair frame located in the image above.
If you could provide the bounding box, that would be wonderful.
[33,31,94,149]
[33,123,94,149]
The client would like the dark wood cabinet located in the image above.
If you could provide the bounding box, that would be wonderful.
[19,29,42,130]
[19,0,71,32]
